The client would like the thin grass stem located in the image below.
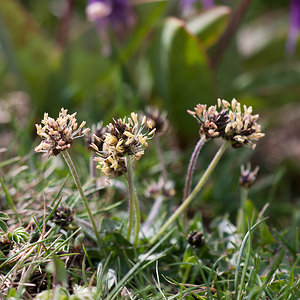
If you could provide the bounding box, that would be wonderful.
[62,151,102,251]
[150,141,228,244]
[126,156,140,245]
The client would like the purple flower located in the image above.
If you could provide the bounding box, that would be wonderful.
[286,0,300,55]
[180,0,215,12]
[86,0,135,54]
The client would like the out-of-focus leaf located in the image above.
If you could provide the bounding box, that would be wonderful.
[237,9,289,64]
[150,17,213,142]
[259,222,275,246]
[186,6,231,48]
[46,255,68,287]
[233,64,300,104]
[237,199,258,234]
[0,219,8,233]
[0,0,60,102]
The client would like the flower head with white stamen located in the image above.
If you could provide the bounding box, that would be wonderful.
[35,108,90,157]
[92,112,155,178]
[188,98,265,149]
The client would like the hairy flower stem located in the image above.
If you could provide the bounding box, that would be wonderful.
[241,187,248,237]
[150,141,228,244]
[126,156,140,245]
[183,136,206,226]
[62,151,102,251]
[184,136,206,200]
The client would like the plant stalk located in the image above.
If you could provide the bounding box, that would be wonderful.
[182,136,206,226]
[62,151,102,250]
[241,187,248,237]
[126,156,140,245]
[183,136,206,200]
[150,141,228,244]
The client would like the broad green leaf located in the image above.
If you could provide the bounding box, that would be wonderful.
[186,6,231,48]
[150,17,213,141]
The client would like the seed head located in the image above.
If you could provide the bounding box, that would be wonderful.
[35,108,90,157]
[239,163,259,188]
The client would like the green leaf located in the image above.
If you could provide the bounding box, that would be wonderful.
[237,199,258,234]
[259,222,275,246]
[186,6,231,48]
[0,212,9,220]
[150,17,213,142]
[101,218,121,233]
[46,256,68,287]
[0,219,8,233]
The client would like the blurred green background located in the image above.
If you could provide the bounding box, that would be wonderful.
[0,0,299,228]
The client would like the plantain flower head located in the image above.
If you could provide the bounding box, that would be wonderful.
[239,163,259,188]
[86,122,108,152]
[188,98,265,149]
[188,103,229,139]
[92,112,155,177]
[144,106,169,136]
[35,108,90,157]
[219,98,265,149]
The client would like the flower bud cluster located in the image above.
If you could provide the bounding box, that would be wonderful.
[188,99,265,149]
[239,163,259,188]
[35,108,90,157]
[92,112,155,178]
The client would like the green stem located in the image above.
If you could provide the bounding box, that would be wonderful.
[126,156,140,245]
[150,141,228,244]
[62,151,102,251]
[241,187,248,237]
[126,185,134,241]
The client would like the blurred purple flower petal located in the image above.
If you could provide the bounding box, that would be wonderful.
[86,0,135,55]
[180,0,215,12]
[286,0,300,55]
[86,0,135,32]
